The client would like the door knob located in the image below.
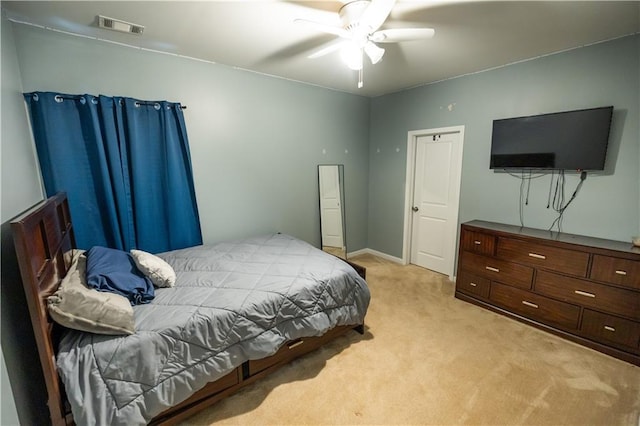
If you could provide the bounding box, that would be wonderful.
[412,206,419,212]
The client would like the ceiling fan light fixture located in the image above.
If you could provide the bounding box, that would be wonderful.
[364,42,384,64]
[340,42,364,70]
[296,0,434,87]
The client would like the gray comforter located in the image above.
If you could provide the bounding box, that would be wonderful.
[56,234,370,425]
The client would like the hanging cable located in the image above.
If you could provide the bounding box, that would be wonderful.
[519,170,526,226]
[551,170,562,213]
[546,170,555,208]
[505,169,546,227]
[525,170,532,205]
[549,171,587,232]
[504,169,587,232]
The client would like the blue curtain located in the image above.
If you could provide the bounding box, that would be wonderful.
[24,92,202,253]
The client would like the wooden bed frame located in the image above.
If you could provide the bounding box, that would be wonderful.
[11,193,366,425]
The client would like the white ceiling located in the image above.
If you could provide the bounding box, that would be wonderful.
[3,1,640,97]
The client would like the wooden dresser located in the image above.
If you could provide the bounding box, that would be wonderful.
[455,220,640,365]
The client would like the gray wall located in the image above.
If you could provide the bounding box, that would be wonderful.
[10,22,371,252]
[3,20,371,424]
[369,35,640,258]
[1,22,43,219]
[3,17,639,424]
[1,16,46,426]
[8,23,638,266]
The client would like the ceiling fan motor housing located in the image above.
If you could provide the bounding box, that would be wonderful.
[299,0,434,86]
[339,0,371,33]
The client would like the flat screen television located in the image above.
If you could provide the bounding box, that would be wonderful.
[490,106,613,170]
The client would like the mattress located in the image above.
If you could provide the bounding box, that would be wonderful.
[56,233,370,425]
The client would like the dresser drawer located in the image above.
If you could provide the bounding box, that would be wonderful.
[590,255,640,290]
[461,229,496,256]
[457,270,490,299]
[248,338,307,376]
[247,325,354,376]
[460,251,533,290]
[535,270,640,321]
[166,368,240,415]
[490,282,580,330]
[497,237,589,277]
[581,309,640,351]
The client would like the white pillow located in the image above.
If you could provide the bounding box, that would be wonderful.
[48,250,135,335]
[130,249,176,288]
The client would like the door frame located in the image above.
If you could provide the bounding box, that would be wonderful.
[402,125,465,279]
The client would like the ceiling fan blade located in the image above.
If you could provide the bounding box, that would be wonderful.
[370,28,435,43]
[360,0,397,32]
[364,41,385,64]
[294,18,349,38]
[308,39,347,59]
[288,1,345,14]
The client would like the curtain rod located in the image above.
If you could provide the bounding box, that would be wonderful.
[135,100,187,110]
[25,93,187,109]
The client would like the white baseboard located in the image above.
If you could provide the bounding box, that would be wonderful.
[347,248,405,264]
[348,248,457,282]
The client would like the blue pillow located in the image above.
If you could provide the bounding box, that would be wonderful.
[85,246,155,305]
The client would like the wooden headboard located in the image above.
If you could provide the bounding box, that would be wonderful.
[11,193,75,426]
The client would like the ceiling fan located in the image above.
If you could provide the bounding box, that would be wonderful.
[295,0,435,88]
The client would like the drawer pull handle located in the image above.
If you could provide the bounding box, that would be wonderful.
[528,253,546,260]
[522,301,538,309]
[287,340,304,349]
[474,240,481,245]
[469,282,477,287]
[604,326,616,332]
[615,270,627,276]
[574,290,596,298]
[485,266,500,273]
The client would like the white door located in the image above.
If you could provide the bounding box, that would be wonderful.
[319,165,344,248]
[408,130,463,277]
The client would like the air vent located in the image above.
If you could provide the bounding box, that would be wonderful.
[97,15,144,35]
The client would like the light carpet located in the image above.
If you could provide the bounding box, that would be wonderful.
[182,254,640,425]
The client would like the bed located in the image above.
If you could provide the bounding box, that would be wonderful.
[10,193,370,425]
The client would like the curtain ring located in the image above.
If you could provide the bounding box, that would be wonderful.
[134,102,140,107]
[79,97,86,105]
[154,103,160,110]
[32,93,39,101]
[54,95,63,103]
[91,97,98,105]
